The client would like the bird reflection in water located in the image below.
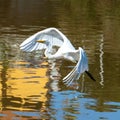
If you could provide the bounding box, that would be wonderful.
[48,59,61,91]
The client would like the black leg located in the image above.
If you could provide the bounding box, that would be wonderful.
[85,71,96,81]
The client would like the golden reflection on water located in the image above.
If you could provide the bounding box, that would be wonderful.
[0,61,49,112]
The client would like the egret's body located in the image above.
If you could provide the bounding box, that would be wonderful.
[20,27,95,86]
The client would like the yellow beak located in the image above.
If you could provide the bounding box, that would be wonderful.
[37,40,45,43]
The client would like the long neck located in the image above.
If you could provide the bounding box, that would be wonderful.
[45,43,53,58]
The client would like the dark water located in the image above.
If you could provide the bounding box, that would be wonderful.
[0,0,120,120]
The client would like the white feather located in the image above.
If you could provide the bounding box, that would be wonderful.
[20,27,90,86]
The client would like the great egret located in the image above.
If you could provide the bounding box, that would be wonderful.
[20,27,95,86]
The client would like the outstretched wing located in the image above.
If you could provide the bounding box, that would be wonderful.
[20,27,68,52]
[63,47,89,86]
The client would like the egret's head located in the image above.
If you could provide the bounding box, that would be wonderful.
[37,39,52,58]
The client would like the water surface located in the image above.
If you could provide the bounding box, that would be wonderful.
[0,0,120,120]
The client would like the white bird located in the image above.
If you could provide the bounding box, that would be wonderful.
[20,27,95,86]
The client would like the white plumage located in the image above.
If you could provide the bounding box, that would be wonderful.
[20,27,95,86]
